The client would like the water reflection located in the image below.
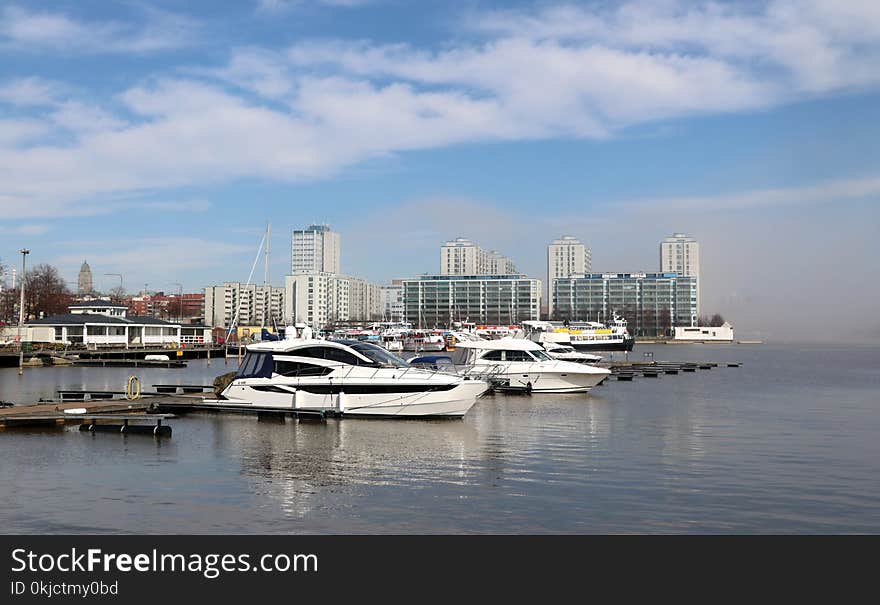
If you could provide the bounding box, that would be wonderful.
[2,347,879,533]
[191,411,482,520]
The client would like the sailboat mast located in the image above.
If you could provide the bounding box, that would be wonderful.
[263,222,270,329]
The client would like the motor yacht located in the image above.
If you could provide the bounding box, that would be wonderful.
[216,338,488,417]
[542,342,603,365]
[455,338,610,393]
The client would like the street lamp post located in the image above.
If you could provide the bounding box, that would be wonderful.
[105,273,124,300]
[17,248,29,375]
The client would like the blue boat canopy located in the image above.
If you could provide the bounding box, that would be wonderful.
[408,355,454,367]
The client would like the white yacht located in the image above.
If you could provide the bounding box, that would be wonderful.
[542,342,603,365]
[456,338,610,393]
[216,338,489,417]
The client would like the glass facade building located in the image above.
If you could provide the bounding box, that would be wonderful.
[551,273,698,337]
[403,274,541,328]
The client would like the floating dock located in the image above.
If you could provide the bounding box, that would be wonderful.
[605,360,740,379]
[1,358,743,430]
[0,399,172,436]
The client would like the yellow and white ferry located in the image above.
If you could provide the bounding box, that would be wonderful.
[523,315,635,352]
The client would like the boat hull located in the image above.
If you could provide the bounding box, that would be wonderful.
[496,371,607,393]
[467,362,610,393]
[220,379,487,418]
[570,337,634,352]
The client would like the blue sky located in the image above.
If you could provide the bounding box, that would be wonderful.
[1,1,878,340]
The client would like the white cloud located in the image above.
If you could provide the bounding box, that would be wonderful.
[0,118,50,147]
[50,101,128,134]
[0,77,67,106]
[470,1,880,93]
[0,5,199,54]
[256,0,372,13]
[0,1,879,219]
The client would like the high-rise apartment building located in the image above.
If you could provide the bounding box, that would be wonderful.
[440,238,515,275]
[204,282,285,328]
[291,224,341,274]
[284,273,383,327]
[486,250,517,275]
[660,233,700,312]
[547,236,591,317]
[380,280,405,322]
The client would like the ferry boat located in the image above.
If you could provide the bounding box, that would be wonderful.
[522,316,634,352]
[215,337,488,417]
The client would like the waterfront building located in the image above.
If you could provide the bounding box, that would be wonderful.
[547,236,591,317]
[284,272,383,328]
[673,322,733,342]
[403,274,541,328]
[660,233,700,313]
[440,238,516,276]
[13,300,211,347]
[551,272,698,337]
[77,260,93,296]
[203,283,285,329]
[291,224,341,274]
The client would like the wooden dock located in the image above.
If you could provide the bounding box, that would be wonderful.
[0,398,175,435]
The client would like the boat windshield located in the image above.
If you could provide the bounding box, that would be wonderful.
[348,342,410,368]
[530,350,553,362]
[236,351,274,378]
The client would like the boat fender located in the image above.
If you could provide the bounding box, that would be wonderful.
[337,391,346,413]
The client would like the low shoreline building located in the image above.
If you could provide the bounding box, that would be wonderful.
[673,322,734,342]
[403,274,541,328]
[551,272,698,337]
[11,300,210,347]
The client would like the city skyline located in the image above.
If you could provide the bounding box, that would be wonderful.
[1,1,878,343]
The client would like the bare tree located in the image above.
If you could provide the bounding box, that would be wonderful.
[709,313,726,327]
[107,285,128,305]
[24,264,72,319]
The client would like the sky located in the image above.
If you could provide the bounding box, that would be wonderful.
[0,0,878,342]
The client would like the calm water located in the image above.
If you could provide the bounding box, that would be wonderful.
[1,344,878,534]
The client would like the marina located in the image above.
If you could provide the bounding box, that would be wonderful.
[0,343,877,533]
[1,347,740,425]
